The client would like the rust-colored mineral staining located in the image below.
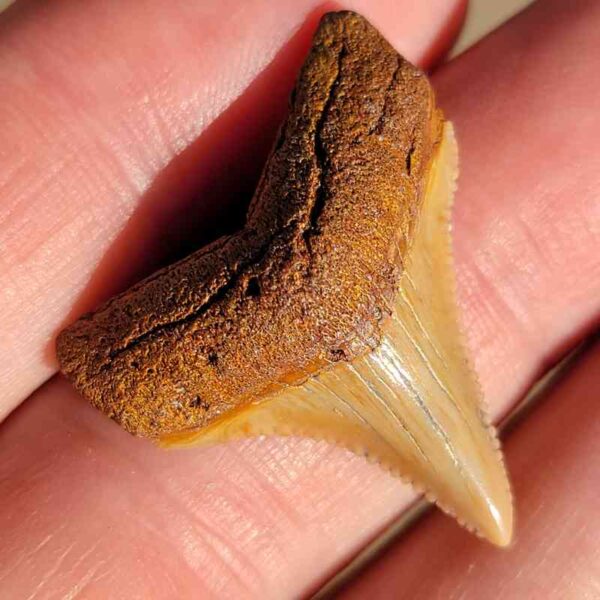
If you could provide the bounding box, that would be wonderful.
[57,12,440,438]
[58,12,514,546]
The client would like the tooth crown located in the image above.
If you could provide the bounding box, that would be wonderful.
[57,12,441,438]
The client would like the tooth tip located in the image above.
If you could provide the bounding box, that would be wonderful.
[473,483,513,547]
[487,499,514,548]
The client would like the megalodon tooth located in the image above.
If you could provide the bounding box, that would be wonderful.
[57,11,514,546]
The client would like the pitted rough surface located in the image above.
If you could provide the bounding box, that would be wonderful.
[57,11,442,437]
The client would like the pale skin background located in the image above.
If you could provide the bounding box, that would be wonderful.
[0,0,598,598]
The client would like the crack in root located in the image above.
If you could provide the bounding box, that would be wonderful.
[303,30,347,254]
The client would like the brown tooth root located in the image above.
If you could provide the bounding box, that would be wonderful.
[57,11,513,545]
[57,11,436,436]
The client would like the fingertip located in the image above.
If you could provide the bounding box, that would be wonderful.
[346,0,468,69]
[419,0,469,69]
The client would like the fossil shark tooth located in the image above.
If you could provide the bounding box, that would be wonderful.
[57,11,514,546]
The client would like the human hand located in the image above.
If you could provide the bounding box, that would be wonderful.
[0,0,598,597]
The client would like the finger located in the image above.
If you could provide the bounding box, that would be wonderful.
[0,0,466,418]
[442,0,600,409]
[341,340,600,599]
[1,0,600,597]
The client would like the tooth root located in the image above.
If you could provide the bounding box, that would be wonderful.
[162,123,513,547]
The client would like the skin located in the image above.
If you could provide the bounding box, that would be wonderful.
[0,0,598,598]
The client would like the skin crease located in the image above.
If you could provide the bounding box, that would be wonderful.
[0,1,598,599]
